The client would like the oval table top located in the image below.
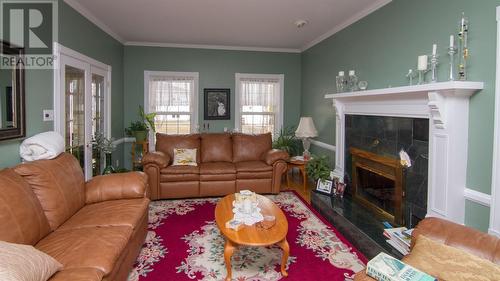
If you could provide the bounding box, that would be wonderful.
[215,194,288,246]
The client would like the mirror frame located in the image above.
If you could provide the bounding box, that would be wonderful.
[0,41,25,141]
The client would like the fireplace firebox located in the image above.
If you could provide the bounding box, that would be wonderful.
[350,147,404,225]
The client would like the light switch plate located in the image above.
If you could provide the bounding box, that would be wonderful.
[43,110,54,121]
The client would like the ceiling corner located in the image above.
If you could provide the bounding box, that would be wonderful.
[300,0,392,52]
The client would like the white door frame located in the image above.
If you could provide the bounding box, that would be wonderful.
[53,43,112,179]
[489,6,500,237]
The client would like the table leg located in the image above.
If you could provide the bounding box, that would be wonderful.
[224,239,236,281]
[277,238,290,277]
[301,167,307,192]
[286,167,291,188]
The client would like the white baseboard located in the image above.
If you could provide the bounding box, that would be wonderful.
[310,140,336,152]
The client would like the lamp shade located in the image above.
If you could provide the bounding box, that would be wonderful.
[295,117,318,138]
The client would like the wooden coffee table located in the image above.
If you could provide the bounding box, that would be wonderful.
[215,194,290,281]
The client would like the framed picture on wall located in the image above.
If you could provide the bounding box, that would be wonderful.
[204,88,230,120]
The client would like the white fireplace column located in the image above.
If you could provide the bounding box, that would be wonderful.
[326,81,484,225]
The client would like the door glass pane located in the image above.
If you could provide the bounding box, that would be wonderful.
[155,114,191,135]
[65,66,85,169]
[91,74,105,176]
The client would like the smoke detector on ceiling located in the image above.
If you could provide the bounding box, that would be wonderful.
[294,19,308,28]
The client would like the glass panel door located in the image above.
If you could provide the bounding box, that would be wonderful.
[59,52,109,180]
[65,65,86,169]
[91,72,105,176]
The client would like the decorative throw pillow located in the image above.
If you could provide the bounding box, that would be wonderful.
[172,148,198,166]
[0,240,62,281]
[403,235,500,281]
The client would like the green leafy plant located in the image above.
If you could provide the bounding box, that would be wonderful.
[125,106,157,136]
[92,133,115,154]
[272,127,301,156]
[306,155,331,182]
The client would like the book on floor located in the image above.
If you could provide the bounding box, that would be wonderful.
[367,252,437,281]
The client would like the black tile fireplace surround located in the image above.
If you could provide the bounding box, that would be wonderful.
[345,115,429,229]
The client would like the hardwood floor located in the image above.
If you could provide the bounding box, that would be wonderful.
[280,169,315,204]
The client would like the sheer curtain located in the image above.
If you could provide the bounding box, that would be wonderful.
[239,77,280,134]
[148,75,195,135]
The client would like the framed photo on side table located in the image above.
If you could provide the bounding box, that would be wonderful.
[204,88,230,120]
[315,179,334,195]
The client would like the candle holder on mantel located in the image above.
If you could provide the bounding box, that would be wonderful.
[406,69,416,86]
[448,46,457,81]
[458,12,469,81]
[430,54,439,83]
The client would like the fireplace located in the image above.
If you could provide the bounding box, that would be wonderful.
[350,147,404,225]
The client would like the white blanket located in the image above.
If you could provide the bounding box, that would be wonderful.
[20,131,65,161]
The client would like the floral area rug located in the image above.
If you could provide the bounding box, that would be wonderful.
[128,191,367,281]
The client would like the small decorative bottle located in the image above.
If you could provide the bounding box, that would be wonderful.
[348,70,358,92]
[335,71,346,93]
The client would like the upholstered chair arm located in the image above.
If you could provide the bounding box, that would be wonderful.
[142,151,169,168]
[85,172,149,204]
[264,149,289,165]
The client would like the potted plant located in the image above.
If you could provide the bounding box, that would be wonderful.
[93,133,116,174]
[125,106,157,142]
[272,126,301,157]
[306,155,331,182]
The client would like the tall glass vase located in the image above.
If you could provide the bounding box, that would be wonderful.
[102,153,115,175]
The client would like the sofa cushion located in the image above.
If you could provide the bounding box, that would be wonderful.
[156,133,201,164]
[58,198,149,231]
[48,268,104,281]
[200,174,236,181]
[0,169,51,245]
[36,226,132,275]
[237,171,273,179]
[161,173,200,182]
[235,161,273,172]
[201,133,233,162]
[200,162,236,174]
[232,133,272,162]
[0,240,63,281]
[161,165,199,174]
[13,153,85,231]
[404,235,500,281]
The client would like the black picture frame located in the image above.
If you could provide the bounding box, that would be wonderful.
[204,88,230,120]
[315,179,334,195]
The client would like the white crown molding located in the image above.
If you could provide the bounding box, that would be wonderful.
[301,0,392,51]
[111,137,135,146]
[311,140,336,152]
[63,0,125,44]
[125,41,301,53]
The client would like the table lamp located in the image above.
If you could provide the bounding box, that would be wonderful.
[295,117,318,160]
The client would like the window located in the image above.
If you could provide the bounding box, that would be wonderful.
[235,73,284,135]
[145,71,199,145]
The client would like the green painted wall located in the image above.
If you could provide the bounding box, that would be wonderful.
[0,1,125,168]
[301,0,497,231]
[123,46,301,168]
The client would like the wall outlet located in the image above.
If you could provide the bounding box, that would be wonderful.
[43,110,54,121]
[224,127,228,132]
[115,160,120,167]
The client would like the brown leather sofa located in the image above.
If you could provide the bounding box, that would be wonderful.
[354,217,500,280]
[142,133,289,200]
[0,153,149,281]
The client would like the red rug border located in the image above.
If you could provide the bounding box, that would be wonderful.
[279,189,368,263]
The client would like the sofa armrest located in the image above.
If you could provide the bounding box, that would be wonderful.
[85,172,148,204]
[142,151,169,168]
[264,149,289,165]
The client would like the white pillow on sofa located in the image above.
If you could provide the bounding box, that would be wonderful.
[0,240,62,281]
[172,148,198,166]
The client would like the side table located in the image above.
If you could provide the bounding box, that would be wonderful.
[286,157,308,191]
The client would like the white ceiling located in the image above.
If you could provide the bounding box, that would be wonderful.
[66,0,391,52]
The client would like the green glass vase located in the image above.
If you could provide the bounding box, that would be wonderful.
[102,153,115,175]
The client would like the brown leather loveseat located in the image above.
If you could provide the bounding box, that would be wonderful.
[0,153,149,281]
[354,217,500,280]
[143,133,289,200]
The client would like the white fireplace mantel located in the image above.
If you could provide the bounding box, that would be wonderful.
[325,81,484,225]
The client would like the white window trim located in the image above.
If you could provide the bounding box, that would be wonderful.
[53,42,112,138]
[144,71,199,150]
[234,73,284,133]
[490,6,500,237]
